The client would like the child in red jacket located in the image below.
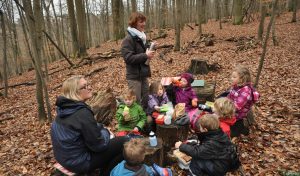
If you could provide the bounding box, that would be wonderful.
[213,97,236,138]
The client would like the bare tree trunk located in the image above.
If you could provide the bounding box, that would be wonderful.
[75,0,87,56]
[59,0,67,54]
[161,0,167,29]
[145,0,150,33]
[291,0,297,22]
[258,1,266,40]
[197,0,203,35]
[233,0,243,25]
[66,0,79,56]
[105,0,110,41]
[0,10,8,97]
[174,0,181,51]
[22,0,47,121]
[272,3,278,46]
[6,0,22,75]
[224,0,229,18]
[218,0,222,29]
[112,0,125,41]
[85,0,92,47]
[254,0,279,88]
[43,0,56,62]
[51,0,63,55]
[131,0,137,12]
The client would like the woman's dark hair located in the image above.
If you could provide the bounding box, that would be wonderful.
[128,12,146,28]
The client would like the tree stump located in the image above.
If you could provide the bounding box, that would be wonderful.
[156,123,189,149]
[205,38,214,46]
[156,123,189,166]
[188,59,209,75]
[193,81,216,104]
[142,138,164,166]
[87,88,117,126]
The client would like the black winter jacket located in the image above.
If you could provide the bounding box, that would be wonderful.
[121,32,151,80]
[50,96,110,173]
[179,129,240,176]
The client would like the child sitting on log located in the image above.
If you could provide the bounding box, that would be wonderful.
[175,114,240,176]
[213,97,237,138]
[116,89,147,136]
[146,81,169,131]
[227,66,259,137]
[110,138,172,176]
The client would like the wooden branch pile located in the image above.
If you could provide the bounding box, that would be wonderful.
[158,45,174,63]
[225,36,258,51]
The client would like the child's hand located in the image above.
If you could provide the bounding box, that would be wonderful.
[133,127,139,132]
[123,110,129,116]
[154,106,161,112]
[175,141,182,149]
[192,98,198,107]
[123,111,131,121]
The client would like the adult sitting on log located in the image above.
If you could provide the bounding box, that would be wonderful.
[50,75,128,176]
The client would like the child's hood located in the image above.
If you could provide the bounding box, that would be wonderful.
[220,117,237,126]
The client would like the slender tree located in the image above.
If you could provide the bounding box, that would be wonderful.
[22,0,48,121]
[112,0,125,41]
[0,9,8,97]
[75,0,87,56]
[233,0,243,25]
[291,0,297,22]
[258,1,267,40]
[131,0,137,12]
[66,0,79,56]
[255,0,279,88]
[174,0,181,51]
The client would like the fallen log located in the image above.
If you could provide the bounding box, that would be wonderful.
[0,116,14,122]
[0,82,35,90]
[85,66,108,77]
[151,33,168,40]
[155,44,173,50]
[186,24,194,30]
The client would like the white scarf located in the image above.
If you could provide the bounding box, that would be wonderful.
[127,27,146,45]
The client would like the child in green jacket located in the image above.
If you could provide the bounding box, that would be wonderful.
[116,89,147,136]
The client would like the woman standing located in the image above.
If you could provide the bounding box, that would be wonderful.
[51,75,128,175]
[121,12,155,108]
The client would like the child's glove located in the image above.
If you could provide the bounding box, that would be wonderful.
[192,98,198,107]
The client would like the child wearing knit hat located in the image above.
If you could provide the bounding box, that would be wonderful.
[172,73,198,112]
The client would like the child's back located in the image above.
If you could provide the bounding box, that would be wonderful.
[176,114,240,175]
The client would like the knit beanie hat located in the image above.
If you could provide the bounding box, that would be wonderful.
[180,73,194,86]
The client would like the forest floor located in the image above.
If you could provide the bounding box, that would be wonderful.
[0,12,299,176]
